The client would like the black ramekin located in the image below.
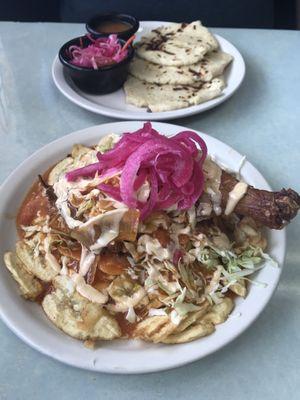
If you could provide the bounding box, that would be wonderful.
[58,35,134,95]
[86,13,139,41]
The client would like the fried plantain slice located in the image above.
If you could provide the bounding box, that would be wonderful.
[16,240,59,282]
[161,297,233,344]
[162,321,215,344]
[173,300,211,333]
[42,276,121,341]
[133,315,177,343]
[4,251,43,300]
[201,297,234,325]
[229,281,247,298]
[107,275,148,312]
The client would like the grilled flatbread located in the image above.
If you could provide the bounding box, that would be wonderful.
[136,21,219,66]
[124,75,225,112]
[129,52,233,86]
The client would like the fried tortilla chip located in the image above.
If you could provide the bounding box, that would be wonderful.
[42,276,121,340]
[4,252,43,300]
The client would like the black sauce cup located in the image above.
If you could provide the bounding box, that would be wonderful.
[58,35,134,95]
[86,13,139,41]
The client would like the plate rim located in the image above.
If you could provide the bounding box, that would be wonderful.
[52,21,246,121]
[0,121,285,374]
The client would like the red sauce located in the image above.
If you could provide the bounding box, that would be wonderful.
[16,167,70,238]
[225,290,237,300]
[115,312,137,337]
[58,244,82,261]
[16,180,51,238]
[178,234,190,248]
[98,252,130,275]
[95,20,132,34]
[152,228,171,248]
[92,269,111,291]
[16,167,55,237]
[35,282,54,304]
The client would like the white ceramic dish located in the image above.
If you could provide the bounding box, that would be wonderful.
[0,121,285,374]
[52,21,246,121]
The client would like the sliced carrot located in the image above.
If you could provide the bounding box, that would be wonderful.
[121,35,136,52]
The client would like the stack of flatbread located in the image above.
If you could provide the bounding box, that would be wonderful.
[124,21,233,112]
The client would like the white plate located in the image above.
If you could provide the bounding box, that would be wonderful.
[0,121,284,374]
[52,21,245,121]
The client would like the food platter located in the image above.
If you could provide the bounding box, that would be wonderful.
[52,21,245,120]
[0,121,285,374]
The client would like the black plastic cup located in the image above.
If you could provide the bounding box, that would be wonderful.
[86,13,139,41]
[58,35,134,95]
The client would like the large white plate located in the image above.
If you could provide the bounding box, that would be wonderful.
[0,122,284,374]
[52,21,245,120]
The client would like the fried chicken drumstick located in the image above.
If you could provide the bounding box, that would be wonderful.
[220,171,300,229]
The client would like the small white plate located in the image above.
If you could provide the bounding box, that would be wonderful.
[0,122,284,374]
[52,21,246,121]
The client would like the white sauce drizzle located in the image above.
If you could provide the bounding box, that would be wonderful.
[224,182,248,215]
[79,246,95,276]
[107,286,147,312]
[148,308,167,317]
[170,310,181,325]
[203,158,222,215]
[71,273,108,304]
[60,256,69,276]
[43,236,61,272]
[125,306,137,323]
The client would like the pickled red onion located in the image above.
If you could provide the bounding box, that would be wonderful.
[65,123,207,220]
[68,34,129,69]
[173,249,184,266]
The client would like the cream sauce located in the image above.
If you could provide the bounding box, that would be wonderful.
[78,246,96,276]
[224,182,248,215]
[71,273,108,304]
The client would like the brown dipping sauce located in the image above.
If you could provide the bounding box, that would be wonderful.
[96,20,132,34]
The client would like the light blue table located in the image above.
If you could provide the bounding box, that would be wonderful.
[0,22,299,400]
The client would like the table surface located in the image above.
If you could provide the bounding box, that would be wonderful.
[0,22,299,400]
